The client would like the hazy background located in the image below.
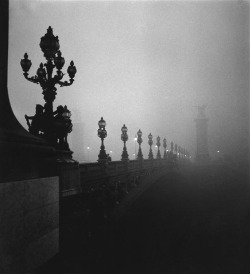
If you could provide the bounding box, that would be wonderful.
[8,0,249,164]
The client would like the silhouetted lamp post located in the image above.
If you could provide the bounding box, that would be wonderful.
[20,26,76,144]
[180,147,183,160]
[121,124,129,161]
[174,144,178,155]
[87,146,90,162]
[170,141,174,155]
[156,136,161,159]
[137,129,143,160]
[148,133,153,160]
[178,146,181,160]
[163,138,167,159]
[97,117,107,162]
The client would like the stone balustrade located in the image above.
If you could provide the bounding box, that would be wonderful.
[60,158,180,197]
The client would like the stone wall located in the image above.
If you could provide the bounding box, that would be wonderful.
[0,176,59,273]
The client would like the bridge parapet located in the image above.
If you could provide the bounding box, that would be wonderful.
[60,158,178,199]
[60,157,187,249]
[59,154,191,199]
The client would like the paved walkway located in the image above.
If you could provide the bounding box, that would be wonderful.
[38,166,250,274]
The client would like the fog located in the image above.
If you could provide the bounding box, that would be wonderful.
[8,0,249,164]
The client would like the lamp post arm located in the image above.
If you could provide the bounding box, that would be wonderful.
[52,71,64,83]
[23,73,40,85]
[57,78,74,87]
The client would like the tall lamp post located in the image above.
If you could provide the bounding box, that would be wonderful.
[170,141,174,155]
[180,147,183,161]
[137,129,143,160]
[174,144,178,156]
[134,135,137,159]
[163,138,167,159]
[121,124,129,161]
[156,136,161,159]
[178,146,181,161]
[87,146,90,162]
[20,26,77,145]
[148,133,154,160]
[97,117,107,162]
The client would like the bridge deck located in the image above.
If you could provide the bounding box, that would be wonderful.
[37,166,249,274]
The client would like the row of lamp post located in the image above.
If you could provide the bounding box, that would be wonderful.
[20,27,191,162]
[97,117,190,163]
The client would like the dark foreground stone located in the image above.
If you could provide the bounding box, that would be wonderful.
[37,164,250,274]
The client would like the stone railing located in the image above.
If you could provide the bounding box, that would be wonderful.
[59,156,191,250]
[60,156,191,198]
[79,159,172,191]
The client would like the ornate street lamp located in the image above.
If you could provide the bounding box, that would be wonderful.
[174,144,178,155]
[148,133,153,160]
[97,117,107,162]
[156,136,161,159]
[163,138,167,159]
[20,26,77,144]
[137,129,143,160]
[170,141,174,155]
[178,145,181,160]
[121,124,129,161]
[180,147,184,160]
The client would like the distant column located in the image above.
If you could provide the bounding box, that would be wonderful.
[194,105,209,164]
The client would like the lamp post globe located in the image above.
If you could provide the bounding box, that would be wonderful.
[20,53,32,74]
[39,26,60,59]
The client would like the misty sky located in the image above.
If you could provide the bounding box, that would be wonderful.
[8,0,249,163]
